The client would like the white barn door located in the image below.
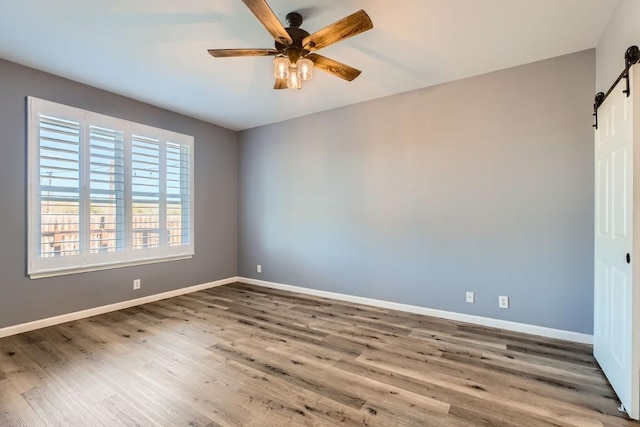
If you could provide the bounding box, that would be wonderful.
[594,65,640,420]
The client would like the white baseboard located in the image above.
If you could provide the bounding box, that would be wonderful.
[237,277,593,345]
[2,276,593,345]
[0,276,239,339]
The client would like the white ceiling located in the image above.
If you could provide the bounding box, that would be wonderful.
[0,0,618,131]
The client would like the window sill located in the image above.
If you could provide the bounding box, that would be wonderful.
[28,253,194,279]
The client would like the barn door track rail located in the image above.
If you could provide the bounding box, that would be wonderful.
[593,45,640,130]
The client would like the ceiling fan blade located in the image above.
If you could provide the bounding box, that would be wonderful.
[302,10,373,51]
[274,78,288,90]
[208,49,278,58]
[307,54,361,81]
[241,0,293,46]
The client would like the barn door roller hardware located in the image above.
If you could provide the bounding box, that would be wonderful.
[593,45,640,130]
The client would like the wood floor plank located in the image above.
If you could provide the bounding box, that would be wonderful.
[20,380,105,426]
[90,394,164,427]
[220,359,367,427]
[0,282,638,426]
[334,356,566,427]
[0,379,46,427]
[408,330,612,391]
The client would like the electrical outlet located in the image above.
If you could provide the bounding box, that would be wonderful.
[498,295,509,309]
[257,265,262,273]
[133,279,141,290]
[466,291,475,303]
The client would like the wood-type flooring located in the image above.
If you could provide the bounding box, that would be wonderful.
[0,282,638,426]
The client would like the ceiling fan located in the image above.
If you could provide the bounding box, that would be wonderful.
[207,0,373,90]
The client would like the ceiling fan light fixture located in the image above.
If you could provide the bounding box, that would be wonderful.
[208,2,373,90]
[273,56,291,79]
[297,57,313,81]
[287,64,302,89]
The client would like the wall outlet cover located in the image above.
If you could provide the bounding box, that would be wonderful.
[499,295,509,309]
[257,265,262,273]
[133,279,141,290]
[466,291,475,303]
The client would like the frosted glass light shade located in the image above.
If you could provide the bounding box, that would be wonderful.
[273,56,291,79]
[287,64,301,89]
[297,58,313,81]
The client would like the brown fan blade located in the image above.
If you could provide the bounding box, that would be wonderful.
[303,10,373,51]
[274,78,288,90]
[242,0,293,46]
[208,49,278,58]
[307,54,361,81]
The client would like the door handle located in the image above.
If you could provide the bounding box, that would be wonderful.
[627,253,631,264]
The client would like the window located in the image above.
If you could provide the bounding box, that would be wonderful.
[28,97,194,278]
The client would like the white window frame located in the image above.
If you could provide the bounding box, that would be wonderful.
[27,97,195,279]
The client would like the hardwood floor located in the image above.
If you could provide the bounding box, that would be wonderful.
[0,282,638,426]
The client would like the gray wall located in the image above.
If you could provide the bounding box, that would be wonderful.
[0,59,238,329]
[596,0,640,92]
[239,50,595,334]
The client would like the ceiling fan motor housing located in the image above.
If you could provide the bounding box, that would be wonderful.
[275,12,310,62]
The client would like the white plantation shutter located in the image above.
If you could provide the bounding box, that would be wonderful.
[131,135,161,250]
[28,97,194,278]
[89,125,125,253]
[166,141,191,247]
[37,114,82,258]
